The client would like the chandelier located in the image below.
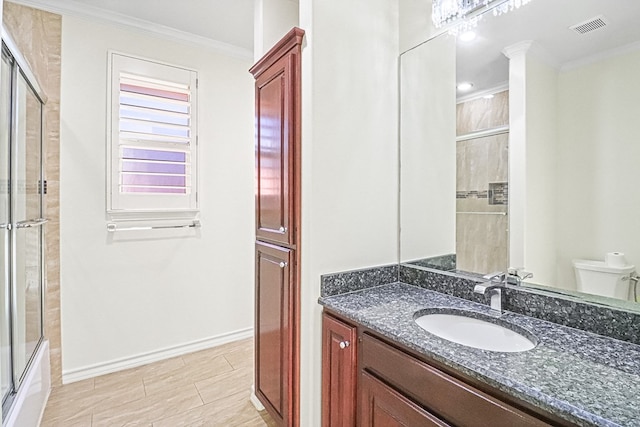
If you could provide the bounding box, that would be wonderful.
[432,0,535,30]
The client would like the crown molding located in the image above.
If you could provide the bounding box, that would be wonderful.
[456,81,509,104]
[503,40,559,69]
[560,40,640,72]
[8,0,253,60]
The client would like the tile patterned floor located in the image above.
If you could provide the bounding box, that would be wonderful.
[41,338,277,426]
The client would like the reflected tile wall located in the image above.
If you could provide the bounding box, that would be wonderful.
[4,3,62,386]
[456,213,508,273]
[456,90,509,135]
[456,91,509,275]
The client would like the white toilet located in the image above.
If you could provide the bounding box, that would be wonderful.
[573,259,635,300]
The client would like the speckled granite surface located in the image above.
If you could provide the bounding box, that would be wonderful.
[401,264,640,346]
[321,264,398,297]
[319,283,640,427]
[405,254,457,271]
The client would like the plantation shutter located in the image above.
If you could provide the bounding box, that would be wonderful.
[108,53,198,216]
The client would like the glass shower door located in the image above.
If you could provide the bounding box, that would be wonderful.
[0,45,12,407]
[11,70,44,389]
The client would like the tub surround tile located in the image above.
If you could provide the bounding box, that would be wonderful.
[319,282,640,427]
[320,264,398,297]
[456,90,509,136]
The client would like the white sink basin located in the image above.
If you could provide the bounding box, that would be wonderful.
[415,312,536,352]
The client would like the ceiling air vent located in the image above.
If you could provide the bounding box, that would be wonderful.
[569,15,608,35]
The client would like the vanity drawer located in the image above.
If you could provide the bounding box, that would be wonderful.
[360,333,550,427]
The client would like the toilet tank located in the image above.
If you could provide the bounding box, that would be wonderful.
[572,259,635,300]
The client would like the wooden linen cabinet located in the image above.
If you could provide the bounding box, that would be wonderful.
[250,27,304,427]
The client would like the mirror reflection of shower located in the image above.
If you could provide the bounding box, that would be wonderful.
[455,90,509,274]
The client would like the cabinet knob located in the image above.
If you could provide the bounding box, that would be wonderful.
[279,261,287,268]
[339,341,350,349]
[279,226,286,233]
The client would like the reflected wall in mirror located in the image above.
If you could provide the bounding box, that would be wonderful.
[400,0,640,310]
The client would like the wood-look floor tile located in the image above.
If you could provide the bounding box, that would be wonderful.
[151,389,274,427]
[41,380,145,423]
[143,355,233,396]
[135,355,186,379]
[92,384,203,426]
[223,346,254,370]
[40,413,92,427]
[151,390,246,427]
[42,339,271,426]
[194,367,253,404]
[181,339,252,367]
[94,356,185,390]
[93,367,145,391]
[46,377,95,404]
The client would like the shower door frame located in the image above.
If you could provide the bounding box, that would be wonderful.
[0,33,46,419]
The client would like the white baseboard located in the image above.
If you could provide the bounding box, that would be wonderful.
[250,384,265,411]
[62,327,253,384]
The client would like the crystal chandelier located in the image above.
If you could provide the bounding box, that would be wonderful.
[432,0,535,30]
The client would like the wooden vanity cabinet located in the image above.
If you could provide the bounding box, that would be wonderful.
[360,333,550,427]
[360,371,449,427]
[322,313,357,427]
[321,311,573,427]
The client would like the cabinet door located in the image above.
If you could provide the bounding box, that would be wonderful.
[255,53,295,247]
[322,313,357,427]
[360,372,450,427]
[255,242,294,426]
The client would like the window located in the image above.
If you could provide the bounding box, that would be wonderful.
[108,53,198,218]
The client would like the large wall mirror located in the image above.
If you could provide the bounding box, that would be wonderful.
[400,0,640,313]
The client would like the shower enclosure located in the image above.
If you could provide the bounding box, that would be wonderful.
[1,38,46,420]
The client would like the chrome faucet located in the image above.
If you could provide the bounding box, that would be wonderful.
[474,272,506,313]
[506,267,533,285]
[474,268,534,314]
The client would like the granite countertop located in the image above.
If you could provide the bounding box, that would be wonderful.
[319,282,640,427]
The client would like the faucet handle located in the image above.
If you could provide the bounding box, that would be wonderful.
[482,271,506,282]
[506,267,533,285]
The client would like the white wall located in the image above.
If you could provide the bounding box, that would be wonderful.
[59,15,255,380]
[523,52,558,286]
[399,0,438,53]
[400,34,456,262]
[556,48,640,290]
[506,42,558,286]
[298,0,399,424]
[254,0,299,61]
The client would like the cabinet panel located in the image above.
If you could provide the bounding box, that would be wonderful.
[322,313,357,427]
[255,242,293,426]
[360,372,449,427]
[255,53,294,247]
[361,334,550,427]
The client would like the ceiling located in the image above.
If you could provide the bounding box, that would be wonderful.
[16,0,256,52]
[456,0,640,96]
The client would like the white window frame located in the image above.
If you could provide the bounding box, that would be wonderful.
[107,52,198,221]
